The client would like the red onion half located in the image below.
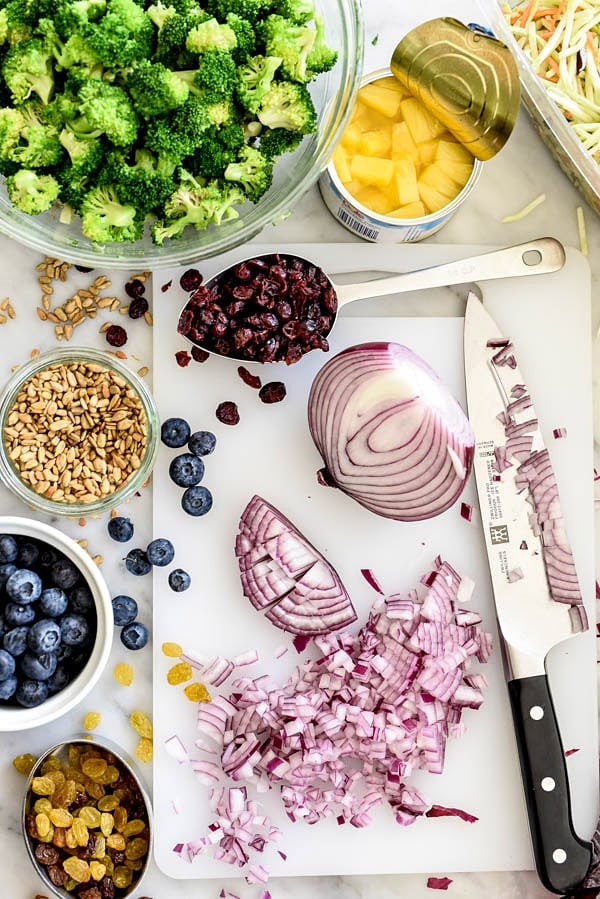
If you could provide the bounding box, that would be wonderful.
[308,343,475,522]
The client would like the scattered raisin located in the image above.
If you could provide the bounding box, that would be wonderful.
[216,401,239,425]
[179,268,203,291]
[128,297,149,320]
[259,381,287,404]
[191,346,209,363]
[175,350,191,367]
[125,279,145,299]
[105,325,127,348]
[237,366,261,389]
[161,280,172,292]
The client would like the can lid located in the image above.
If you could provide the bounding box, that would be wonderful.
[390,17,520,161]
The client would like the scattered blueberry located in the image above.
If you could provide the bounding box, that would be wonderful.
[146,538,175,567]
[0,564,16,590]
[4,626,29,657]
[20,651,57,681]
[125,548,152,577]
[108,516,134,543]
[59,614,89,647]
[28,619,61,654]
[39,587,68,618]
[0,534,18,563]
[169,453,204,488]
[47,665,70,695]
[4,602,36,627]
[168,568,191,592]
[16,541,40,568]
[0,675,17,700]
[69,585,94,615]
[182,485,213,517]
[51,558,80,590]
[120,621,149,650]
[15,679,49,707]
[188,430,217,457]
[0,648,16,681]
[111,595,138,627]
[161,417,191,448]
[6,569,43,603]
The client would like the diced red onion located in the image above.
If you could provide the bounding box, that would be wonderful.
[307,343,474,522]
[425,804,478,823]
[507,567,524,583]
[565,747,580,757]
[460,502,472,522]
[361,568,384,594]
[553,427,567,439]
[164,734,189,765]
[427,876,453,890]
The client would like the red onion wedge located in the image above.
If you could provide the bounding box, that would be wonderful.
[427,876,453,890]
[236,495,357,636]
[308,343,474,521]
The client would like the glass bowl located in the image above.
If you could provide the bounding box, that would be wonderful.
[0,0,364,271]
[0,348,159,516]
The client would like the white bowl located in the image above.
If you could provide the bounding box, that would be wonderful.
[0,516,112,731]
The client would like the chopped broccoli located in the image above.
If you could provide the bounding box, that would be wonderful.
[149,3,208,67]
[127,59,189,117]
[224,13,255,62]
[272,0,313,24]
[2,37,53,104]
[257,80,316,132]
[236,53,281,114]
[223,143,272,201]
[97,148,175,213]
[258,14,314,83]
[68,79,139,145]
[193,49,236,98]
[6,167,60,213]
[9,102,62,166]
[306,14,336,75]
[186,17,237,54]
[258,124,300,158]
[0,105,23,159]
[0,0,37,47]
[151,173,243,243]
[80,183,143,241]
[52,0,106,39]
[59,127,103,172]
[187,120,243,179]
[51,32,101,70]
[83,0,155,68]
[205,0,272,26]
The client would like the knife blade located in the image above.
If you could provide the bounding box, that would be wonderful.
[463,293,592,895]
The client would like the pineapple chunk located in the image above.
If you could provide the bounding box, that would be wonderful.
[388,201,427,219]
[418,140,438,166]
[355,186,397,215]
[358,129,392,157]
[435,139,474,166]
[332,145,352,183]
[376,76,406,93]
[420,164,459,200]
[393,156,420,206]
[401,97,447,143]
[343,179,364,199]
[391,122,419,164]
[350,155,394,188]
[340,123,363,152]
[358,83,403,119]
[418,182,451,214]
[439,159,473,188]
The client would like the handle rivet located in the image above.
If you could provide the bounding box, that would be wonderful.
[541,777,555,792]
[552,849,567,864]
[529,705,544,720]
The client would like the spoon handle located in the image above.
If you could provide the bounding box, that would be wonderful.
[334,237,566,307]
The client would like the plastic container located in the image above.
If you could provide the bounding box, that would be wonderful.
[0,517,112,731]
[0,0,363,270]
[477,0,600,216]
[0,348,159,517]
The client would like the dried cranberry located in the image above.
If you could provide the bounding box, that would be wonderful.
[191,346,209,363]
[210,320,229,338]
[175,350,191,367]
[232,328,254,350]
[238,366,261,389]
[275,300,292,321]
[105,324,127,347]
[231,285,254,301]
[35,842,59,866]
[177,308,194,336]
[161,279,172,292]
[225,300,246,317]
[213,338,231,356]
[128,296,149,319]
[180,268,203,291]
[216,401,239,425]
[125,278,145,299]
[285,343,304,365]
[189,287,212,308]
[259,381,286,404]
[233,262,252,280]
[257,336,280,363]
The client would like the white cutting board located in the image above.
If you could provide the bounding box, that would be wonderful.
[151,243,597,879]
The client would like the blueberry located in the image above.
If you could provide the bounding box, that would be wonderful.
[111,595,138,627]
[28,619,61,654]
[0,563,16,590]
[161,417,191,448]
[188,430,217,457]
[125,548,152,576]
[47,665,70,695]
[0,675,17,700]
[51,558,80,590]
[0,534,18,564]
[6,569,42,603]
[4,602,36,627]
[38,546,58,569]
[146,538,175,567]
[181,485,213,517]
[169,453,204,488]
[168,568,191,592]
[59,613,89,647]
[40,587,68,618]
[0,616,5,640]
[21,651,57,681]
[56,642,75,665]
[16,541,40,568]
[69,585,94,616]
[15,679,48,707]
[120,621,149,650]
[4,626,29,657]
[108,516,134,543]
[0,648,16,680]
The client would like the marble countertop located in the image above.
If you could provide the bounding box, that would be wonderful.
[1,1,599,898]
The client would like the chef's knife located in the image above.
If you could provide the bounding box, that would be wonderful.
[463,294,592,895]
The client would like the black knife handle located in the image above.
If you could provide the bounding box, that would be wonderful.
[508,675,592,894]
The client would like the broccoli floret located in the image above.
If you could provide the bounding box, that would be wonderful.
[193,49,236,98]
[258,124,300,158]
[69,79,139,146]
[0,0,37,46]
[0,105,23,160]
[272,0,313,23]
[151,174,243,243]
[187,120,243,178]
[148,3,208,66]
[2,37,54,104]
[52,32,101,70]
[80,183,143,241]
[306,14,336,75]
[257,80,315,132]
[224,13,255,62]
[59,128,103,173]
[127,59,189,117]
[236,54,281,114]
[84,0,155,68]
[9,102,63,166]
[205,0,272,26]
[258,14,314,82]
[223,143,271,201]
[97,148,175,213]
[54,161,89,210]
[186,17,237,54]
[53,0,106,39]
[6,167,60,213]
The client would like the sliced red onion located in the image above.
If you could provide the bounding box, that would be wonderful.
[460,502,472,522]
[307,343,474,522]
[425,804,478,823]
[565,747,580,757]
[427,876,453,890]
[361,568,384,594]
[164,735,190,765]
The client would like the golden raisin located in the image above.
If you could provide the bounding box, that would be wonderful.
[52,826,67,848]
[96,765,119,785]
[113,662,134,686]
[113,865,132,889]
[49,808,73,828]
[113,806,127,832]
[128,856,144,871]
[92,834,106,859]
[35,813,51,838]
[89,860,106,881]
[52,780,78,808]
[12,753,37,775]
[45,769,66,788]
[122,819,145,837]
[106,832,126,851]
[32,776,56,796]
[135,737,153,763]
[83,778,105,800]
[34,798,52,815]
[64,876,78,891]
[83,711,101,731]
[162,641,182,658]
[63,856,91,883]
[41,757,62,773]
[81,758,107,780]
[65,827,78,849]
[97,796,119,812]
[100,812,114,836]
[167,661,193,685]
[79,806,101,828]
[72,817,89,847]
[101,855,114,876]
[184,682,211,702]
[129,710,152,739]
[125,837,148,860]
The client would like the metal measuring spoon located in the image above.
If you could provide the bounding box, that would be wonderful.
[177,237,565,365]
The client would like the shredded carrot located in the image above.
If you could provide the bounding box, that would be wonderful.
[519,0,537,28]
